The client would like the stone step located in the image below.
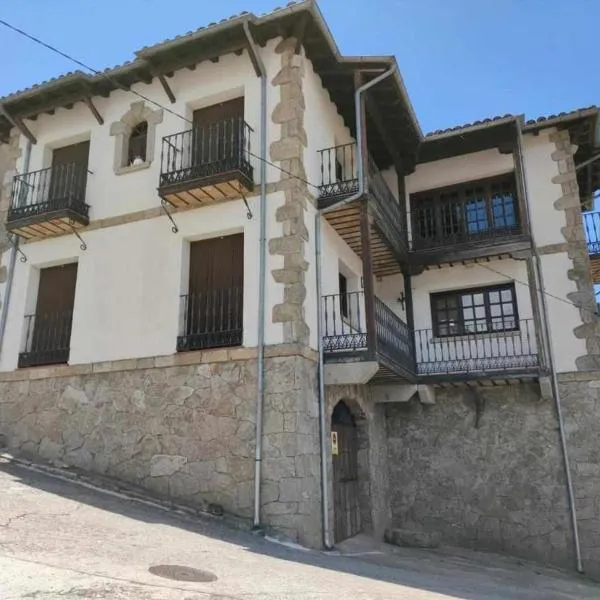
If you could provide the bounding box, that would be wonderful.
[385,528,441,549]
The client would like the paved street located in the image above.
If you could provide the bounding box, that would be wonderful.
[0,459,598,599]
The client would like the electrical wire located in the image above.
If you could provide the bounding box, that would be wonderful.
[475,259,599,318]
[0,17,322,191]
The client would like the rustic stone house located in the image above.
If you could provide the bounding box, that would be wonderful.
[1,0,600,577]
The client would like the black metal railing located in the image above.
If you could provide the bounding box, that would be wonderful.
[374,296,414,371]
[367,155,408,255]
[583,211,600,255]
[159,117,253,189]
[415,318,538,376]
[19,311,73,368]
[322,291,367,353]
[318,142,359,199]
[322,291,413,368]
[9,163,89,224]
[410,196,523,251]
[177,288,243,352]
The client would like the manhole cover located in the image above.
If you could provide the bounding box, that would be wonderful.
[148,564,218,583]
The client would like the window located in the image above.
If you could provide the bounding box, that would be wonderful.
[339,272,348,318]
[20,263,77,368]
[411,175,519,246]
[127,121,148,165]
[431,283,518,337]
[178,234,244,351]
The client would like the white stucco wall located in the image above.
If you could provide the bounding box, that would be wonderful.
[0,191,288,370]
[14,40,283,221]
[521,130,565,247]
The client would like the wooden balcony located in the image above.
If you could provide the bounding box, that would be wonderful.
[583,211,600,283]
[414,319,539,384]
[322,292,540,385]
[317,143,408,277]
[322,292,415,383]
[158,117,254,208]
[7,164,89,240]
[409,175,531,267]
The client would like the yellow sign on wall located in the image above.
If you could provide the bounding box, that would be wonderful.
[331,431,339,456]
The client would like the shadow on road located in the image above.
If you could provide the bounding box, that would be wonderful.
[1,459,597,600]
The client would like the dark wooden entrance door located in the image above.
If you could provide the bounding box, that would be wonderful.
[31,263,78,363]
[192,98,244,170]
[187,233,244,348]
[50,141,90,206]
[332,401,361,542]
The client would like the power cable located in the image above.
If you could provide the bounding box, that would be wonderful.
[475,259,599,318]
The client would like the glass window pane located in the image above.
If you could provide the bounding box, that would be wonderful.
[490,304,501,317]
[501,289,513,302]
[488,291,499,303]
[462,295,473,306]
[473,293,484,305]
[503,303,514,315]
[463,308,474,320]
[475,306,486,318]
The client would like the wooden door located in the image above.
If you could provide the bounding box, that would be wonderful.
[50,141,90,205]
[187,233,244,347]
[192,98,244,169]
[31,263,78,362]
[332,401,361,543]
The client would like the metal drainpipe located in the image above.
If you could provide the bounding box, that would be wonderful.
[0,138,31,360]
[314,65,396,549]
[516,122,583,573]
[242,21,268,530]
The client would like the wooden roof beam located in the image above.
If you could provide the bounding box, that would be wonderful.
[82,95,104,125]
[364,90,403,171]
[157,74,176,104]
[0,105,36,144]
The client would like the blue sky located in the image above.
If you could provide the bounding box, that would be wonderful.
[0,0,597,133]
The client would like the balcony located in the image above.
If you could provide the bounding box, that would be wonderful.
[322,291,415,382]
[318,143,408,277]
[583,211,600,283]
[409,175,531,266]
[7,164,89,240]
[322,294,539,384]
[177,288,243,352]
[158,117,254,208]
[19,311,73,368]
[414,319,539,382]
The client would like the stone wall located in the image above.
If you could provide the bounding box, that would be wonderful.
[0,347,323,547]
[386,378,600,577]
[269,37,312,345]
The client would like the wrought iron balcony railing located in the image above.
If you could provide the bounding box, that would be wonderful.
[583,211,600,255]
[19,310,73,368]
[415,318,538,376]
[159,117,253,190]
[318,142,408,259]
[8,163,89,226]
[322,291,413,372]
[177,288,243,352]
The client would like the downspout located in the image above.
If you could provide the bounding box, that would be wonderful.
[0,138,31,359]
[516,121,583,573]
[242,21,268,530]
[315,65,396,549]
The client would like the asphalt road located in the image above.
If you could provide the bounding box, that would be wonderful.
[0,458,598,599]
